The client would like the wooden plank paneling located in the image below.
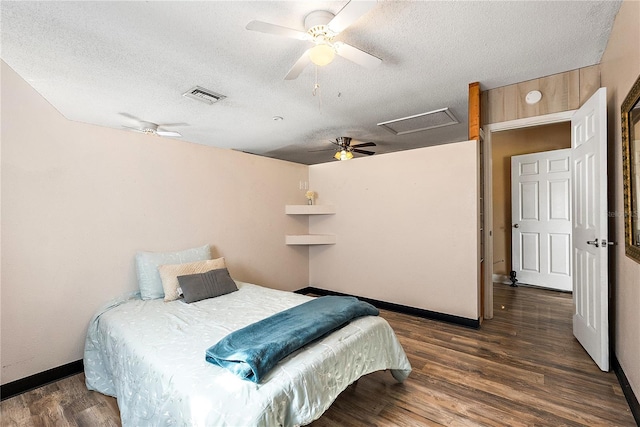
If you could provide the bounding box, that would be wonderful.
[568,68,581,110]
[0,284,634,426]
[482,66,601,125]
[480,89,489,126]
[580,64,602,105]
[485,85,518,124]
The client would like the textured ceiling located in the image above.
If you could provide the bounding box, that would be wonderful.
[1,1,621,165]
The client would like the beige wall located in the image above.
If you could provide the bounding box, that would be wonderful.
[492,123,571,275]
[308,141,479,320]
[600,0,640,400]
[1,61,310,384]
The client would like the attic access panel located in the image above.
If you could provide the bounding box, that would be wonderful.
[378,108,459,135]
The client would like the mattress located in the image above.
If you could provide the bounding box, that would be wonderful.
[84,282,411,426]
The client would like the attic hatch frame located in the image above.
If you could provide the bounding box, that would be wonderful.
[377,108,459,135]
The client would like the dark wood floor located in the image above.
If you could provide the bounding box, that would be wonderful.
[1,284,635,426]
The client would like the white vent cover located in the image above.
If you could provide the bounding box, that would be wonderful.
[377,108,459,135]
[183,86,226,105]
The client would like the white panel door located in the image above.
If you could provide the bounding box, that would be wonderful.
[511,149,572,291]
[572,87,609,371]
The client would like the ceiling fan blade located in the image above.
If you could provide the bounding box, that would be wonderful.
[284,49,312,80]
[119,112,144,122]
[311,139,345,151]
[334,42,381,69]
[328,1,377,34]
[308,147,335,152]
[353,148,375,155]
[123,125,149,134]
[352,141,376,148]
[246,20,310,41]
[156,130,182,137]
[157,122,188,128]
[121,114,187,129]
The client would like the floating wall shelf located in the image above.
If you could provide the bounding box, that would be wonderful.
[285,234,336,245]
[285,205,336,215]
[285,205,336,245]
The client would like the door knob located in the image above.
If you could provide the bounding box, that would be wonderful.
[513,224,520,228]
[587,238,599,247]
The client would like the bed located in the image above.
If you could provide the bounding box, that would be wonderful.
[84,281,412,426]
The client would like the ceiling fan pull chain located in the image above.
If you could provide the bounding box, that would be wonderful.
[312,66,322,111]
[312,65,318,96]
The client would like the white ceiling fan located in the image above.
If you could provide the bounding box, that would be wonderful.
[120,113,183,138]
[246,1,382,80]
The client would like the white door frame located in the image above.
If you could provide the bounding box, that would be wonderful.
[482,110,575,319]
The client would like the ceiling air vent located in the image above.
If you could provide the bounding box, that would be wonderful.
[183,86,226,105]
[377,108,459,135]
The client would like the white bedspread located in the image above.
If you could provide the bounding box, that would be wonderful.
[84,282,411,426]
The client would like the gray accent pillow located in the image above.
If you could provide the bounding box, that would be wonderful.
[178,268,238,303]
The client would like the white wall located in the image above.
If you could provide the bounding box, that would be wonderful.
[1,61,310,384]
[600,0,640,400]
[309,141,479,320]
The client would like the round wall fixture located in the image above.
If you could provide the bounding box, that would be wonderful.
[525,90,542,105]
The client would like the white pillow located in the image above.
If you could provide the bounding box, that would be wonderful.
[135,244,211,300]
[158,258,226,302]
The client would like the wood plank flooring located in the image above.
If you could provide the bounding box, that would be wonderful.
[1,284,635,426]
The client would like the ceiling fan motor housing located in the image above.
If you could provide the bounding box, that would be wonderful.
[305,10,336,41]
[337,136,352,147]
[139,121,159,134]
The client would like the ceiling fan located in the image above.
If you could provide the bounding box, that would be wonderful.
[120,113,183,138]
[246,1,382,80]
[311,137,376,160]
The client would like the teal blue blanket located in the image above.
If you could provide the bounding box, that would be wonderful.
[205,296,379,383]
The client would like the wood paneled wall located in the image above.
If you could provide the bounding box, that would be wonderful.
[481,65,600,125]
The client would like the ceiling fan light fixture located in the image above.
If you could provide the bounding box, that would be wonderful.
[309,43,335,66]
[335,149,353,161]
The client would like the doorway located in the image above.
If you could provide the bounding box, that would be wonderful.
[482,110,575,320]
[482,89,609,371]
[492,122,571,287]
